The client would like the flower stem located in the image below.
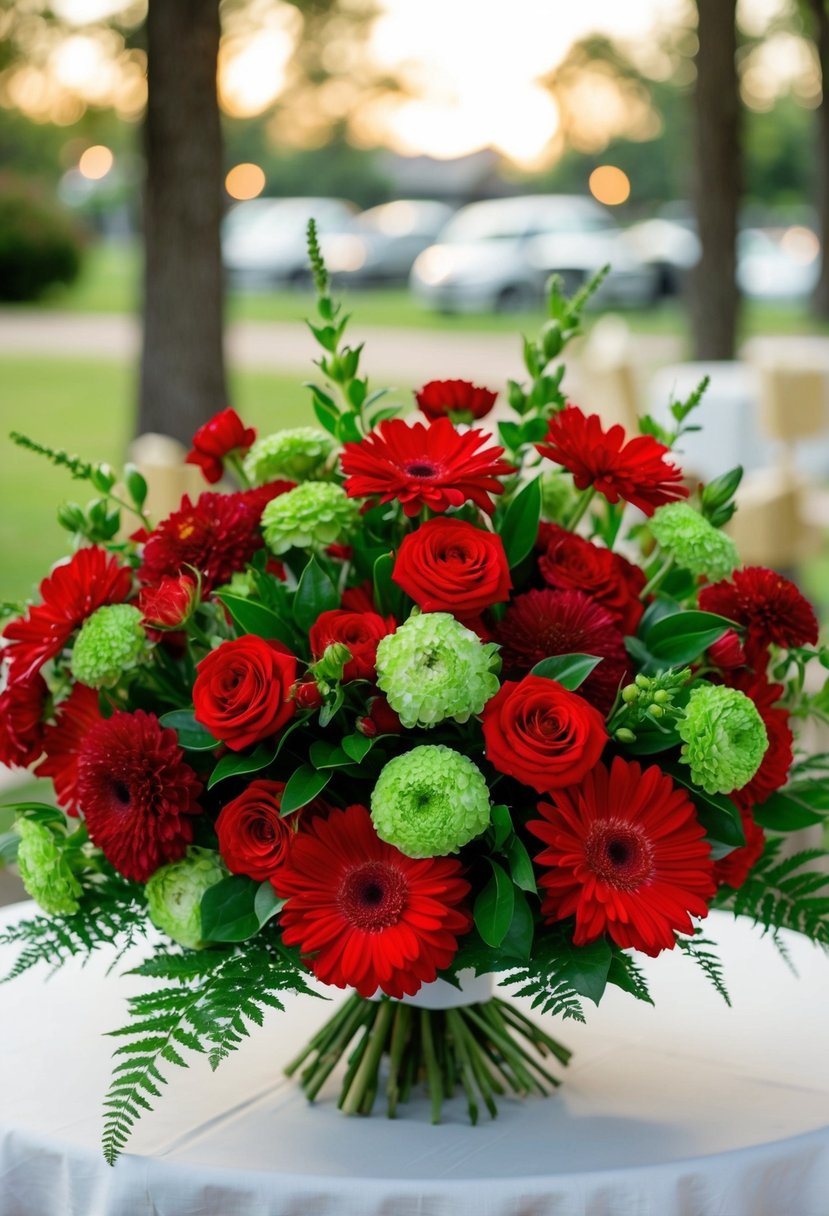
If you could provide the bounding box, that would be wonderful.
[640,552,675,600]
[340,999,394,1116]
[564,485,596,532]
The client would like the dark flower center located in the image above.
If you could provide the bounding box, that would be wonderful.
[111,780,131,807]
[405,461,439,479]
[338,860,408,931]
[585,820,654,890]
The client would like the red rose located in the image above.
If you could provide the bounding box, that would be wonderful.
[139,574,198,629]
[482,675,608,794]
[215,779,294,880]
[392,517,511,616]
[538,524,644,635]
[193,635,297,750]
[309,609,395,682]
[415,379,498,422]
[186,408,256,484]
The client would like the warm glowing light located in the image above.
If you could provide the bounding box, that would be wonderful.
[219,27,295,118]
[78,145,114,180]
[589,165,631,206]
[225,163,267,201]
[781,226,820,264]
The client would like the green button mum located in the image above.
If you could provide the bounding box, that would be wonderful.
[649,502,738,581]
[371,744,491,858]
[70,603,146,689]
[677,683,768,795]
[244,427,336,484]
[261,481,359,555]
[16,819,82,916]
[375,611,500,729]
[145,847,227,950]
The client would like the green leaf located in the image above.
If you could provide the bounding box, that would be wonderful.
[667,765,746,849]
[293,556,339,632]
[498,421,523,450]
[280,765,332,816]
[753,786,827,831]
[606,951,653,1004]
[554,935,613,1005]
[645,611,734,666]
[499,476,541,569]
[506,835,537,894]
[217,594,295,647]
[207,743,277,790]
[253,882,285,928]
[309,739,352,769]
[620,721,682,755]
[158,709,218,752]
[498,890,534,963]
[490,804,513,850]
[473,860,515,948]
[529,652,601,690]
[373,551,408,620]
[341,732,372,764]
[200,876,261,942]
[0,831,19,865]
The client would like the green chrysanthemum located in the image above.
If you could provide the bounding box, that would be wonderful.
[261,481,359,555]
[145,847,227,950]
[677,683,768,795]
[244,427,336,484]
[70,603,146,689]
[371,744,491,857]
[16,819,82,916]
[375,612,500,728]
[649,502,738,581]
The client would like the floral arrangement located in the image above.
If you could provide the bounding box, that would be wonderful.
[2,226,829,1165]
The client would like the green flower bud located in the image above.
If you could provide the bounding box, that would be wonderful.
[371,744,491,858]
[70,604,146,689]
[261,481,359,555]
[635,674,651,690]
[313,642,351,683]
[615,727,637,744]
[376,612,500,729]
[653,689,670,705]
[621,684,640,703]
[677,683,768,795]
[16,819,82,917]
[649,502,738,581]
[145,847,227,950]
[244,427,336,484]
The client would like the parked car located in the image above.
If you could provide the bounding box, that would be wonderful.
[737,226,820,300]
[321,199,455,285]
[222,197,357,287]
[409,195,657,314]
[623,217,700,298]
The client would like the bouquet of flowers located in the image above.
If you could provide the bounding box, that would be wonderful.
[2,226,828,1166]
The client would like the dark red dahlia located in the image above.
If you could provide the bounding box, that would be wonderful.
[538,524,645,635]
[0,673,47,768]
[727,672,794,811]
[713,809,765,890]
[340,417,514,517]
[139,492,263,593]
[415,379,498,422]
[699,568,818,664]
[496,588,629,713]
[536,406,689,516]
[35,684,103,816]
[3,548,133,682]
[76,710,203,881]
[186,407,256,484]
[275,804,471,998]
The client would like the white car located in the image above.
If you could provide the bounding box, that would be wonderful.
[737,227,820,301]
[321,200,456,285]
[410,195,657,313]
[222,197,357,288]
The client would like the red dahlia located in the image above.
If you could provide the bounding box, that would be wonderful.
[529,756,715,956]
[76,710,203,881]
[3,547,132,682]
[727,672,793,811]
[0,673,47,768]
[275,804,471,998]
[415,379,498,422]
[309,608,395,682]
[139,491,264,593]
[537,406,688,516]
[186,407,257,484]
[340,417,514,517]
[35,684,103,816]
[699,567,818,664]
[496,588,629,713]
[713,809,765,890]
[538,524,645,635]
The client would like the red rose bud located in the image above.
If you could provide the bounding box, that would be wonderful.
[415,379,498,422]
[139,574,199,629]
[356,715,377,737]
[186,407,256,484]
[365,694,402,736]
[326,543,353,561]
[708,629,746,670]
[293,678,324,710]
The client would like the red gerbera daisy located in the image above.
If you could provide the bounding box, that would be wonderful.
[76,710,203,881]
[726,672,794,811]
[0,673,47,768]
[139,491,264,593]
[538,524,645,635]
[529,756,715,956]
[537,405,689,517]
[496,588,629,713]
[415,379,498,422]
[340,417,514,517]
[34,684,103,816]
[699,567,818,665]
[275,803,471,998]
[713,809,765,890]
[186,407,257,484]
[3,547,133,683]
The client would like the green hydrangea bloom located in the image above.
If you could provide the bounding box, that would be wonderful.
[375,612,500,728]
[16,819,82,916]
[244,427,336,484]
[649,502,738,581]
[371,744,491,857]
[261,481,359,555]
[145,847,227,950]
[677,683,768,795]
[70,603,146,689]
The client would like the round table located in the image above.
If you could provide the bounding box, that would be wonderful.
[1,904,828,1216]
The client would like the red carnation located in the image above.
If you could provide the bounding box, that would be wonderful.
[341,417,514,517]
[139,492,264,594]
[35,684,103,816]
[537,405,688,516]
[186,407,256,484]
[393,516,511,617]
[309,609,395,682]
[3,548,132,683]
[275,804,471,999]
[538,524,645,635]
[699,567,818,666]
[193,635,297,750]
[496,588,629,713]
[713,809,765,890]
[727,672,794,811]
[482,675,608,794]
[415,379,498,422]
[76,710,203,882]
[0,674,47,768]
[139,574,198,629]
[529,757,715,956]
[215,779,294,881]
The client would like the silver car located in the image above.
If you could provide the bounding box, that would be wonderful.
[222,197,357,288]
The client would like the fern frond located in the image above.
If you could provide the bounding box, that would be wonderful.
[676,932,731,1006]
[505,936,587,1023]
[607,949,654,1005]
[730,842,829,946]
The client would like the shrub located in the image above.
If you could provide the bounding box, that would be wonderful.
[0,182,83,301]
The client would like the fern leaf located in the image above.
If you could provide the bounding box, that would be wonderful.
[504,934,588,1023]
[676,932,731,1006]
[730,842,829,946]
[607,950,654,1005]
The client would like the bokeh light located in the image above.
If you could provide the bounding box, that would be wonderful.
[78,145,114,180]
[781,226,820,264]
[225,163,267,201]
[588,164,631,206]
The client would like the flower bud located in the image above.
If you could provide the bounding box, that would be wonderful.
[139,574,199,629]
[615,727,637,744]
[621,684,640,703]
[293,679,323,710]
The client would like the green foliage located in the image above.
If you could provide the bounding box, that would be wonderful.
[0,185,82,302]
[676,932,731,1006]
[506,929,612,1022]
[727,840,829,947]
[606,950,653,1005]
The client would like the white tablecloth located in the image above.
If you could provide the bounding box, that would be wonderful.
[1,904,828,1216]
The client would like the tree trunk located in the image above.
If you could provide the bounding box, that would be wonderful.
[138,0,228,444]
[810,0,829,318]
[689,0,741,360]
